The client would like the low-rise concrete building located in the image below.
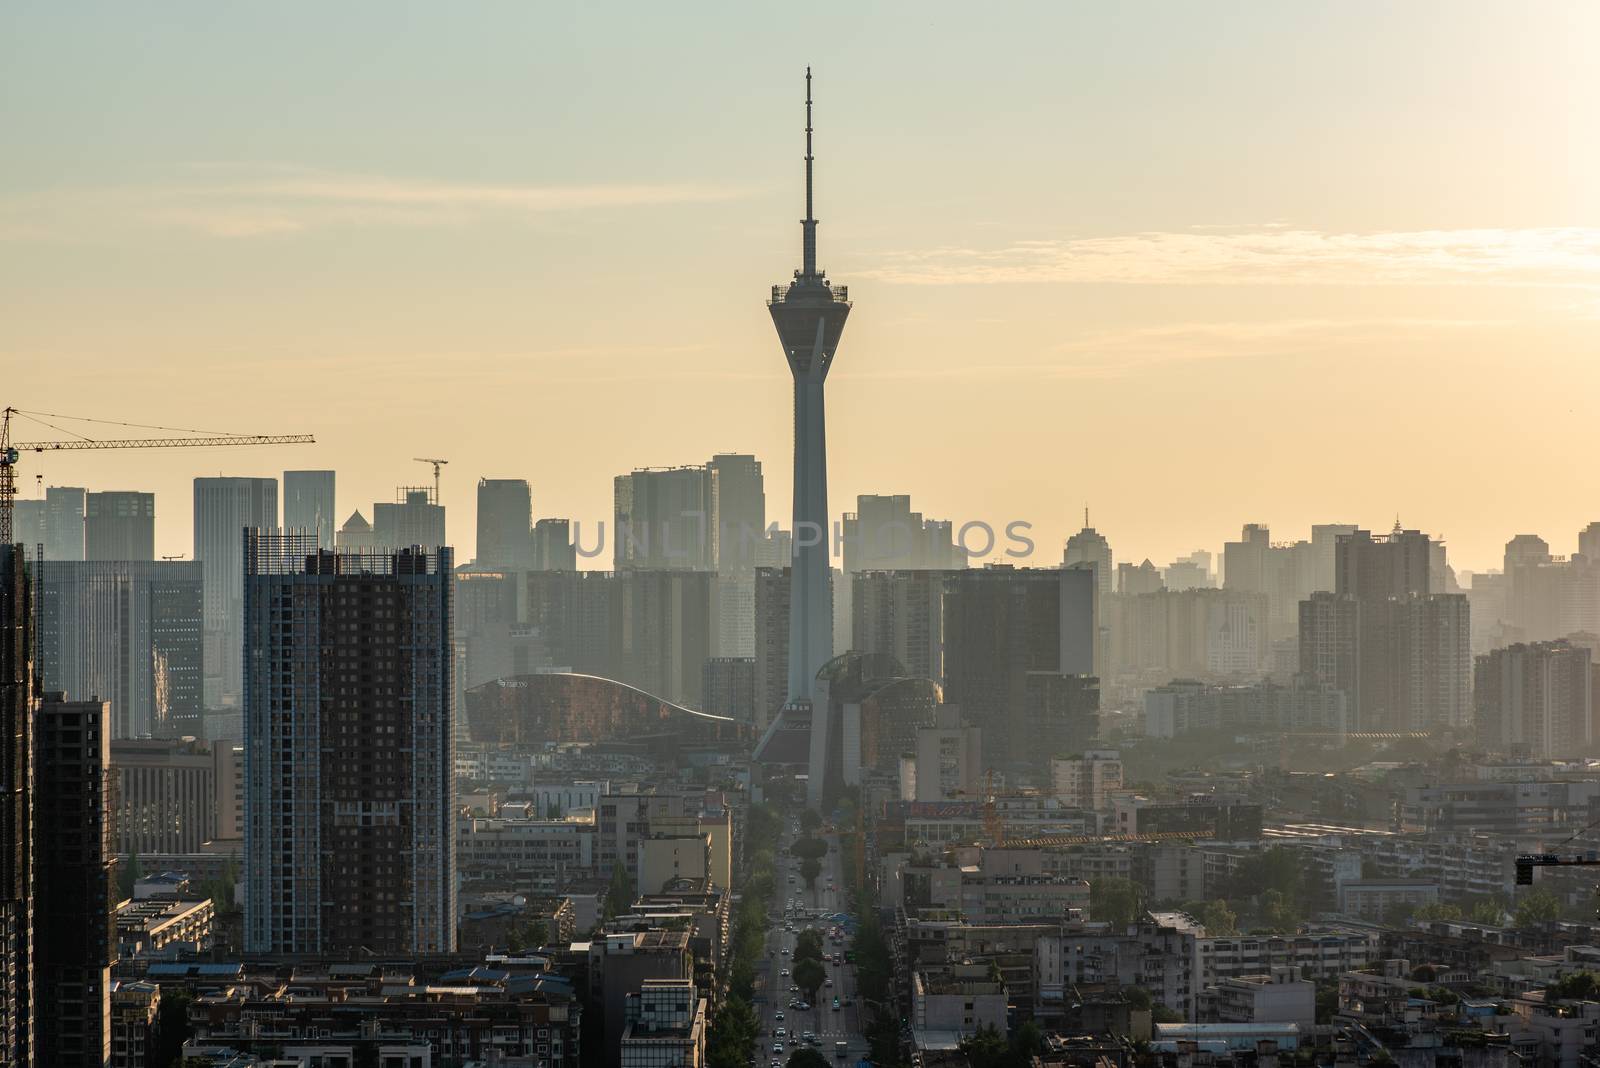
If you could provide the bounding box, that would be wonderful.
[912,964,1007,1040]
[1197,968,1314,1031]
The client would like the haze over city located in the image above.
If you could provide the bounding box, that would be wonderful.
[11,6,1600,1068]
[8,3,1600,570]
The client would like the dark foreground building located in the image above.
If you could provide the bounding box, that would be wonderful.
[243,534,455,956]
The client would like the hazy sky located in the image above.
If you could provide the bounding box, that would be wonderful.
[4,2,1599,572]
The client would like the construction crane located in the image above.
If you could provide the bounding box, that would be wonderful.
[0,407,314,542]
[413,457,448,505]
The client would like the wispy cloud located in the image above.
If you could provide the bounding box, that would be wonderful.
[836,316,1511,383]
[0,165,749,239]
[858,227,1600,287]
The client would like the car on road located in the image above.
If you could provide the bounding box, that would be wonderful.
[772,1043,784,1054]
[775,1027,786,1038]
[775,1011,784,1021]
[825,977,833,987]
[779,969,789,977]
[832,997,841,1011]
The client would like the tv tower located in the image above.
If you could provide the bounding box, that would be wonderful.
[768,67,852,702]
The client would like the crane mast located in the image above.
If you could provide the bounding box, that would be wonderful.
[0,407,315,543]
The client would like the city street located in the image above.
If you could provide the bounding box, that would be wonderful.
[754,823,869,1066]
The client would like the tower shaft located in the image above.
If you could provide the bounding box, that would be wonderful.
[767,68,851,706]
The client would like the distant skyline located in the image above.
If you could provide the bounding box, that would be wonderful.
[5,2,1600,572]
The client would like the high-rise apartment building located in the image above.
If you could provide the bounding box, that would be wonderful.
[1104,587,1269,681]
[38,560,203,738]
[1117,559,1163,595]
[1223,524,1315,643]
[1310,524,1359,592]
[526,570,616,678]
[708,454,765,573]
[616,570,717,706]
[282,470,336,551]
[45,486,86,563]
[373,487,445,553]
[476,478,533,570]
[85,491,155,562]
[614,466,715,572]
[1475,640,1596,758]
[942,566,1096,766]
[852,569,944,683]
[12,501,45,555]
[753,566,791,731]
[1494,530,1600,643]
[708,454,764,657]
[0,546,34,1064]
[243,534,454,956]
[1336,527,1431,602]
[35,694,111,1067]
[193,476,277,708]
[701,657,756,722]
[1299,530,1470,732]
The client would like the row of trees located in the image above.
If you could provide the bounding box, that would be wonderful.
[705,801,783,1068]
[791,834,826,889]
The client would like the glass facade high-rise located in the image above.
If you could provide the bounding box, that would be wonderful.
[44,486,86,563]
[84,491,154,562]
[476,478,533,570]
[37,560,203,739]
[193,476,277,708]
[242,533,455,956]
[283,470,336,551]
[613,467,714,572]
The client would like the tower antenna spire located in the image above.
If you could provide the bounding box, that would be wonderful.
[802,66,817,277]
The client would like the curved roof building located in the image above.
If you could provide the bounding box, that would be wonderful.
[463,673,747,753]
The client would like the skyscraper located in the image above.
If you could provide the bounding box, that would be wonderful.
[753,566,791,731]
[942,565,1096,767]
[45,485,86,562]
[531,518,577,571]
[242,534,455,955]
[193,476,277,708]
[1299,529,1471,732]
[11,501,44,553]
[38,560,203,739]
[0,546,34,1065]
[1064,518,1113,600]
[613,466,714,572]
[84,491,155,561]
[282,470,336,551]
[769,69,850,702]
[842,495,962,573]
[709,454,764,657]
[852,569,945,683]
[476,478,533,570]
[35,693,111,1067]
